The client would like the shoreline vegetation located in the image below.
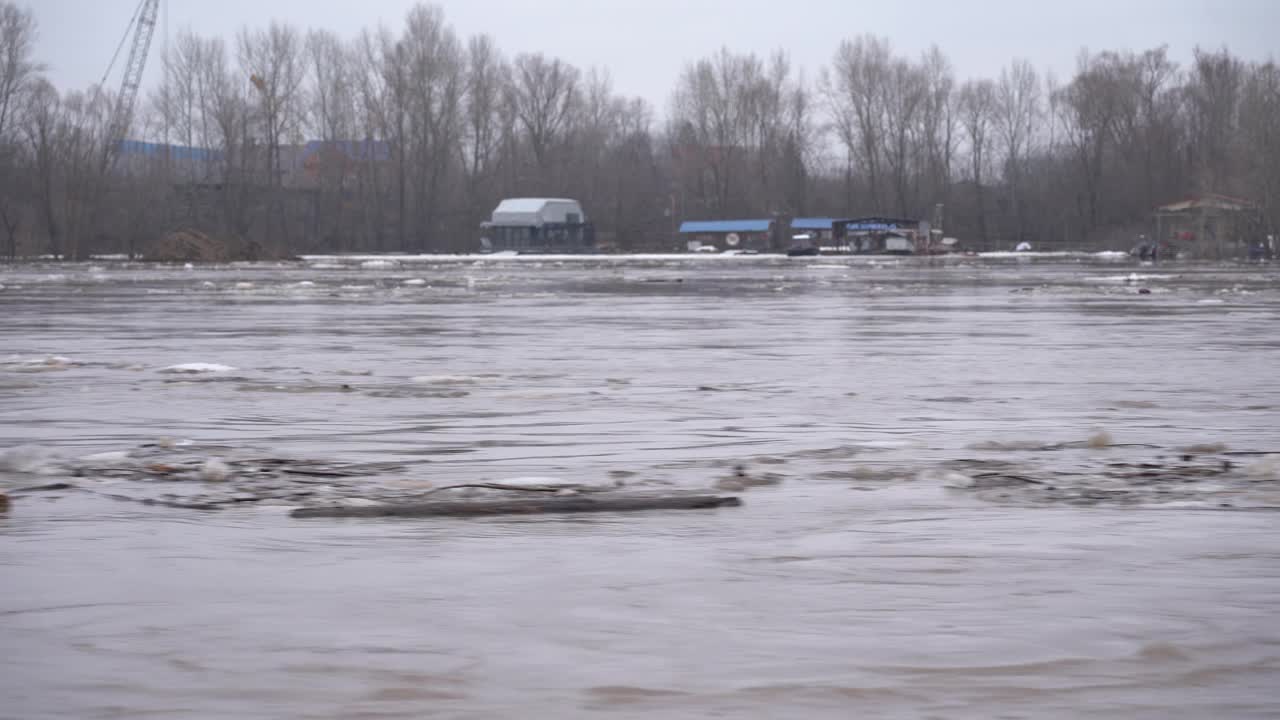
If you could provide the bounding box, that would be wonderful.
[0,3,1277,262]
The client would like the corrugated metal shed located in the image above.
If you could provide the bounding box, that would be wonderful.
[791,217,835,230]
[678,219,771,233]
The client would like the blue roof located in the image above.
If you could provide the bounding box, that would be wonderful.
[678,219,771,233]
[791,217,835,230]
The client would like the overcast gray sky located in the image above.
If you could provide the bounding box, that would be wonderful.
[30,0,1279,113]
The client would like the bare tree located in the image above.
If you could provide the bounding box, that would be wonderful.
[780,72,816,215]
[511,52,579,183]
[0,1,41,258]
[23,80,112,259]
[200,36,257,243]
[958,79,995,247]
[22,77,57,255]
[303,28,358,250]
[305,30,353,142]
[919,46,956,215]
[1186,47,1244,194]
[348,26,399,251]
[995,59,1040,243]
[396,3,463,251]
[156,31,203,150]
[1239,61,1280,235]
[238,21,305,253]
[825,35,891,211]
[459,33,506,229]
[1056,51,1124,234]
[670,48,759,215]
[882,57,926,217]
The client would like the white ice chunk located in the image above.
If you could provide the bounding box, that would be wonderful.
[80,450,133,465]
[158,363,237,374]
[199,457,232,482]
[411,374,480,385]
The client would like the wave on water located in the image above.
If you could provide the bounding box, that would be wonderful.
[0,445,63,475]
[1,355,78,372]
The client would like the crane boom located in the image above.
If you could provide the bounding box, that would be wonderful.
[102,0,160,172]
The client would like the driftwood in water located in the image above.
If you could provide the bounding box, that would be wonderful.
[290,493,741,519]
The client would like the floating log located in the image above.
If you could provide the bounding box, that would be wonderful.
[13,482,74,493]
[290,493,741,519]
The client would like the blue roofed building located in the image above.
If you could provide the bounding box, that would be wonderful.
[833,216,927,254]
[677,219,775,252]
[790,218,836,232]
[788,218,837,250]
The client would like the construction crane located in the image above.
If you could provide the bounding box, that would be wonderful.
[100,0,161,173]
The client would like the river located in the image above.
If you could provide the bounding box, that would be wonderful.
[2,254,1278,719]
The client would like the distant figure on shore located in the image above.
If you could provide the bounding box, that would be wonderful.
[1015,241,1032,252]
[1132,238,1166,262]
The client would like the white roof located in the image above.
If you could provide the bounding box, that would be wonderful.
[490,198,585,226]
[494,198,572,213]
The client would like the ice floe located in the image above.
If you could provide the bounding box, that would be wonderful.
[158,363,237,374]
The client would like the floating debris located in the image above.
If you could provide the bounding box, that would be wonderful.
[1179,442,1229,455]
[939,452,1279,508]
[291,493,741,519]
[3,438,1276,516]
[714,464,784,491]
[0,444,420,511]
[1087,430,1113,449]
[0,443,683,515]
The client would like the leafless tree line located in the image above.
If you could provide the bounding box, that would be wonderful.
[0,2,1276,259]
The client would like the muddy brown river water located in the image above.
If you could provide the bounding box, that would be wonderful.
[2,255,1278,719]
